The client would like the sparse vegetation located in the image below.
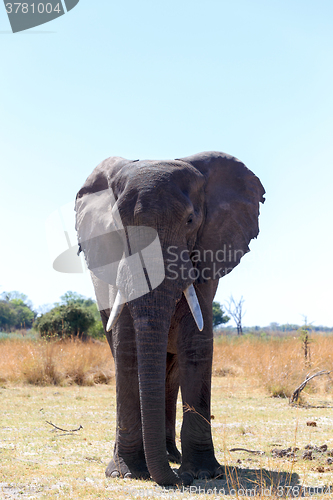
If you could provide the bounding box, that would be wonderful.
[2,362,333,498]
[213,334,333,399]
[1,294,333,497]
[0,338,114,386]
[0,333,332,400]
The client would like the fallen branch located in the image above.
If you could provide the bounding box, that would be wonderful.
[46,421,83,432]
[229,447,265,455]
[289,370,331,404]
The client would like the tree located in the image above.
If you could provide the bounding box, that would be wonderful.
[1,291,33,309]
[9,299,35,328]
[59,291,95,307]
[225,295,245,335]
[1,291,28,302]
[0,301,17,331]
[0,291,36,330]
[35,303,95,339]
[212,301,230,327]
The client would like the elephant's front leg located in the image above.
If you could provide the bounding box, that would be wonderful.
[104,306,150,480]
[177,281,222,483]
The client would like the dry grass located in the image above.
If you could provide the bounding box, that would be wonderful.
[1,333,332,399]
[0,338,114,386]
[213,334,333,399]
[1,334,333,498]
[2,378,333,498]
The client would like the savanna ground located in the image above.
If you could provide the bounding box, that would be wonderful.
[1,334,333,499]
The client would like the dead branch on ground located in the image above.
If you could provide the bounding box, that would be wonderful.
[230,447,265,455]
[289,370,331,404]
[46,421,83,432]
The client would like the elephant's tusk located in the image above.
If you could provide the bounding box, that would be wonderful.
[106,290,126,332]
[184,284,204,331]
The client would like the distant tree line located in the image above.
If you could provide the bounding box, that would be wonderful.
[1,290,331,339]
[0,290,104,339]
[215,322,333,336]
[0,289,231,339]
[260,322,333,333]
[0,292,36,331]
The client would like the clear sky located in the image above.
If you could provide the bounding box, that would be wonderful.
[1,0,332,327]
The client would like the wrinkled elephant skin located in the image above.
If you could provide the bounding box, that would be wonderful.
[75,151,265,485]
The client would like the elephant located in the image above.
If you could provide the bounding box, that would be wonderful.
[75,151,265,486]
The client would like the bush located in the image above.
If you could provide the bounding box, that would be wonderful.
[83,300,105,339]
[87,318,105,339]
[35,303,95,339]
[59,291,105,339]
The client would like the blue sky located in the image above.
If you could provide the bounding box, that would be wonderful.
[1,0,332,326]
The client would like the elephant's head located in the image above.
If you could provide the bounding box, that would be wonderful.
[75,151,265,484]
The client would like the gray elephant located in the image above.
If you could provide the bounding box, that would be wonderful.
[75,151,265,486]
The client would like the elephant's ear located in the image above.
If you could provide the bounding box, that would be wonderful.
[180,151,265,282]
[75,156,132,281]
[76,156,132,200]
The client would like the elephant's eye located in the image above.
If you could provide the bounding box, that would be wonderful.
[186,214,193,225]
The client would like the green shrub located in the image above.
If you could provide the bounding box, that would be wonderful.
[88,320,105,339]
[35,303,95,339]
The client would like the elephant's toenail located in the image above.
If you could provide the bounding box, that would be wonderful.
[111,471,120,478]
[198,470,211,480]
[124,472,133,479]
[180,472,194,486]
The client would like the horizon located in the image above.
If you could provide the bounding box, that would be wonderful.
[1,287,332,330]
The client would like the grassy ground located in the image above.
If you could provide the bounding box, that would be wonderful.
[1,334,333,498]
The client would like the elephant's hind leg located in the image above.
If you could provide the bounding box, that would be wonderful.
[165,352,181,464]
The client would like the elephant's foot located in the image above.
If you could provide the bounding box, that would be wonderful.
[166,441,181,464]
[178,456,224,485]
[105,453,150,480]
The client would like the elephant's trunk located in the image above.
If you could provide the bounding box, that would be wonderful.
[128,287,180,485]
